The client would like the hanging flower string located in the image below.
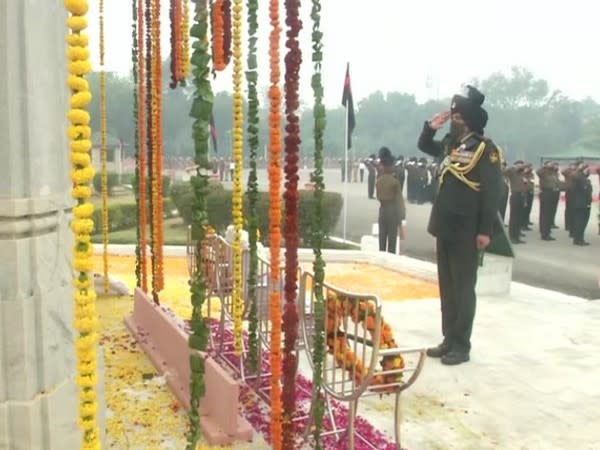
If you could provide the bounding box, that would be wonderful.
[145,0,157,302]
[181,0,191,78]
[222,0,232,66]
[150,0,165,298]
[310,0,327,445]
[245,0,260,373]
[231,0,244,354]
[138,0,149,292]
[169,0,184,89]
[99,0,109,295]
[132,0,142,288]
[64,1,101,448]
[282,0,302,445]
[268,0,283,447]
[186,1,213,448]
[211,0,226,71]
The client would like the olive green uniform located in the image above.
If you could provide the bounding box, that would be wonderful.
[376,169,406,253]
[418,123,502,354]
[537,166,560,239]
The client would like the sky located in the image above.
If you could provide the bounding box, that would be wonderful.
[87,0,600,108]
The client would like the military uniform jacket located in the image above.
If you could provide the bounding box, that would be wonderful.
[376,170,406,221]
[417,122,503,241]
[571,172,593,209]
[537,167,560,191]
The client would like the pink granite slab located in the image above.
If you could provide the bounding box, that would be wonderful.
[124,288,253,446]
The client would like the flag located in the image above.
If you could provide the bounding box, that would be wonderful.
[341,62,356,149]
[210,114,218,153]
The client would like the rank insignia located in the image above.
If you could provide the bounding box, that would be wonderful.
[489,151,499,163]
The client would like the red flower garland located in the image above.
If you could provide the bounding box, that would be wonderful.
[221,0,232,66]
[211,0,226,71]
[282,0,302,446]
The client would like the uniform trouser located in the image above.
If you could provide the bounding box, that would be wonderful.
[572,207,591,242]
[565,192,572,231]
[378,205,399,253]
[523,190,534,227]
[499,190,509,222]
[367,175,375,198]
[509,192,524,240]
[359,169,364,182]
[539,189,556,237]
[436,237,478,353]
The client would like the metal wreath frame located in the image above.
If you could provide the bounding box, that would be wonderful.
[299,271,427,450]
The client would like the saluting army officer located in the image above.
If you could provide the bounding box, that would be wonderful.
[417,85,502,366]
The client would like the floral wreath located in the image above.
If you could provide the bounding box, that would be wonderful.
[325,291,404,390]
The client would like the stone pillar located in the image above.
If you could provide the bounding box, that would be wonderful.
[0,2,104,449]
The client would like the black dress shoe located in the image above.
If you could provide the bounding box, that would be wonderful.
[522,226,532,231]
[541,236,556,241]
[441,351,470,365]
[426,342,451,358]
[551,225,559,229]
[511,239,525,244]
[574,241,590,246]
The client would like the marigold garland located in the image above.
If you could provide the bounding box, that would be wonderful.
[222,0,232,66]
[65,0,100,448]
[150,0,165,299]
[211,0,226,71]
[310,0,327,445]
[231,0,244,354]
[181,0,191,78]
[282,0,302,445]
[268,0,283,447]
[145,0,156,302]
[325,292,405,389]
[99,0,109,295]
[187,1,213,448]
[137,0,149,292]
[245,0,260,373]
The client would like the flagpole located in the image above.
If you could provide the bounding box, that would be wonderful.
[343,101,349,240]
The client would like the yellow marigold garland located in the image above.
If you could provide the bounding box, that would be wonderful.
[65,0,101,448]
[181,0,191,78]
[99,0,109,294]
[231,0,244,354]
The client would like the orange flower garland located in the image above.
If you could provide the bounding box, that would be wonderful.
[181,0,191,78]
[150,0,165,295]
[211,0,226,71]
[325,291,405,389]
[137,0,149,292]
[268,0,283,447]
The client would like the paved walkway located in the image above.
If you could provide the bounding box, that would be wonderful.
[353,267,600,450]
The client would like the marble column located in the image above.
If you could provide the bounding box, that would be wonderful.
[0,1,104,448]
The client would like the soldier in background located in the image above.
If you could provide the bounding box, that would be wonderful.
[522,164,535,230]
[339,158,345,182]
[218,157,226,181]
[537,161,561,241]
[366,154,377,199]
[376,147,406,253]
[506,160,528,244]
[561,162,577,235]
[571,163,593,246]
[394,155,406,192]
[359,158,366,183]
[499,160,510,224]
[415,158,429,204]
[405,157,418,203]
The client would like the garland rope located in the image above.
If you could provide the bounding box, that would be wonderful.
[181,0,191,78]
[99,0,109,295]
[132,0,142,289]
[245,0,259,373]
[282,0,302,445]
[268,0,283,446]
[137,0,149,292]
[145,0,157,303]
[310,0,327,445]
[186,0,213,447]
[64,0,101,448]
[231,0,244,355]
[211,0,226,71]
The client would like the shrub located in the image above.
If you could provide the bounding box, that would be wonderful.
[169,182,343,245]
[91,198,175,233]
[92,172,120,196]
